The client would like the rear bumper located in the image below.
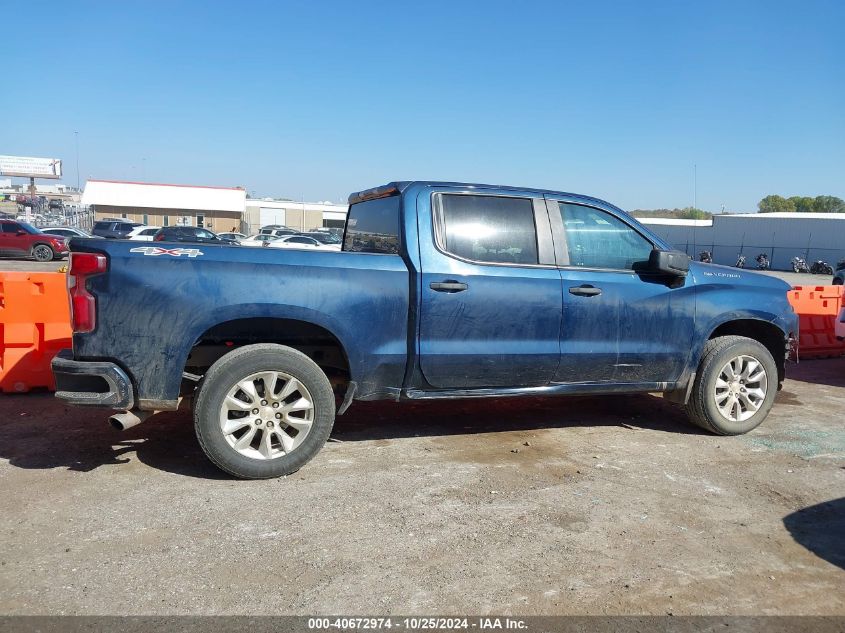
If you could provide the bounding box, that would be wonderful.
[51,349,134,409]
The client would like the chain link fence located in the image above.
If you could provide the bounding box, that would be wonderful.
[675,241,844,270]
[21,203,95,232]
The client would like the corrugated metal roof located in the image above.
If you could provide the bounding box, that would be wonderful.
[81,179,246,212]
[638,218,712,226]
[719,212,845,220]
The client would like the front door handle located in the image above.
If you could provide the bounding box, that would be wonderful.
[569,285,602,297]
[430,280,468,293]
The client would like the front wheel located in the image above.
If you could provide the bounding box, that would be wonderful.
[193,344,336,479]
[684,335,778,435]
[31,244,55,262]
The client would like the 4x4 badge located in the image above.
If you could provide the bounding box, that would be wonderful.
[130,246,204,258]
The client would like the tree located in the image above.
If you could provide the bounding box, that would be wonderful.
[788,196,816,213]
[758,195,795,213]
[813,195,845,213]
[677,207,710,220]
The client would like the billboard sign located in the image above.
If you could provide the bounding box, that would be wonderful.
[0,155,63,179]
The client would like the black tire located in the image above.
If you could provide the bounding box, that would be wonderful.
[31,244,55,262]
[833,277,843,285]
[193,343,335,479]
[684,335,778,435]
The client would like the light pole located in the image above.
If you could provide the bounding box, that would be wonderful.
[74,131,80,190]
[693,163,697,211]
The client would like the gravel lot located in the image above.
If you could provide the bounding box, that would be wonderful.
[0,259,69,272]
[1,254,842,616]
[0,358,843,615]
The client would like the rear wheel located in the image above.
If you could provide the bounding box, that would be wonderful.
[193,344,336,479]
[685,335,778,435]
[31,244,55,262]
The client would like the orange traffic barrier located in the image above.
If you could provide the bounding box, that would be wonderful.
[787,285,845,359]
[0,272,72,393]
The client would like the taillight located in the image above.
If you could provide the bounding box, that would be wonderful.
[68,252,107,333]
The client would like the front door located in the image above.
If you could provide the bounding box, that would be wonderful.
[548,198,695,384]
[417,189,562,389]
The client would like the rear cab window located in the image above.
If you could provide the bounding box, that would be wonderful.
[343,196,401,254]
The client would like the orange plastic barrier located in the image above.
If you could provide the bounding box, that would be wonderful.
[787,285,845,359]
[0,272,72,393]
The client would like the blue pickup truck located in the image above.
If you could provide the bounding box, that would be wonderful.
[53,181,797,479]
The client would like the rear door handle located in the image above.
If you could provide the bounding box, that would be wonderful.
[430,280,468,293]
[569,285,602,297]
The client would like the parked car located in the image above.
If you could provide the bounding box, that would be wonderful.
[53,180,798,479]
[152,226,239,245]
[832,260,845,285]
[0,219,69,261]
[239,234,281,247]
[92,220,142,239]
[217,232,248,242]
[41,227,101,239]
[127,226,162,242]
[259,225,300,238]
[309,227,344,237]
[266,235,340,251]
[303,231,342,246]
[48,199,64,210]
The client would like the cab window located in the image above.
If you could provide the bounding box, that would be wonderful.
[437,194,538,265]
[557,202,653,270]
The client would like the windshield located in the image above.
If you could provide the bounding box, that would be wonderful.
[311,232,341,244]
[18,222,41,234]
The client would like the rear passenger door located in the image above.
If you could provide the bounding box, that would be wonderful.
[0,222,28,256]
[417,188,563,389]
[548,198,695,384]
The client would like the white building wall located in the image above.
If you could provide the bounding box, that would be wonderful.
[641,214,845,269]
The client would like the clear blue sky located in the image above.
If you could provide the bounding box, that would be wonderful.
[3,0,843,211]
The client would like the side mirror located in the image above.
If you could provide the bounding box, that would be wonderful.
[648,249,690,277]
[16,230,26,236]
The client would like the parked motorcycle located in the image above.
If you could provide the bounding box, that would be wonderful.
[810,260,834,275]
[755,253,770,270]
[699,251,712,264]
[735,255,746,269]
[792,256,810,273]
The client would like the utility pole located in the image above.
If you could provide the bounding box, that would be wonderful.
[693,164,697,211]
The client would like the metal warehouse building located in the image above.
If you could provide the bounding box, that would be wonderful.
[82,179,349,235]
[243,199,347,235]
[82,179,247,233]
[640,212,845,270]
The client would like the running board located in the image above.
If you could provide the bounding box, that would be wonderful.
[403,381,676,400]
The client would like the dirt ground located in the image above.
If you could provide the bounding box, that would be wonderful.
[0,357,842,616]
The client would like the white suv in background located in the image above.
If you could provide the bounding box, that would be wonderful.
[127,226,162,241]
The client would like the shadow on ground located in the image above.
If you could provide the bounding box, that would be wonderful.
[0,391,697,479]
[787,357,845,388]
[783,497,845,570]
